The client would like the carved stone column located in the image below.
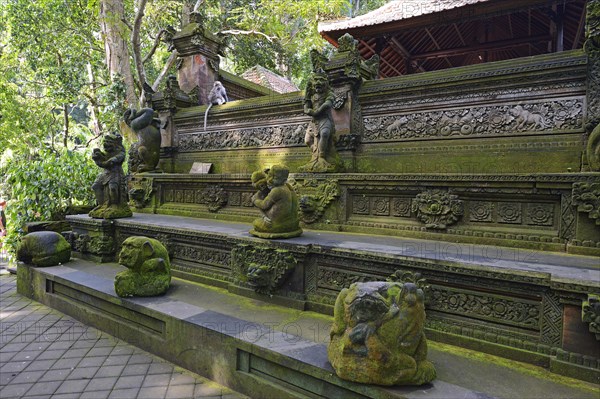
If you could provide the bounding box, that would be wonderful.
[171,12,222,105]
[584,0,600,171]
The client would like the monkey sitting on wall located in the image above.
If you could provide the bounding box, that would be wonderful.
[204,81,228,131]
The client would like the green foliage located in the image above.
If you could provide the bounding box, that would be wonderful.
[0,148,97,254]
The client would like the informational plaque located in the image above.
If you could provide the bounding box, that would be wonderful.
[189,162,212,174]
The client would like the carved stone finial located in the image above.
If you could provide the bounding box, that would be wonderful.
[582,294,600,340]
[337,33,358,53]
[572,182,600,226]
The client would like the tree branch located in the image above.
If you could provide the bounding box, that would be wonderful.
[218,29,276,43]
[152,50,178,91]
[143,28,167,64]
[132,0,148,107]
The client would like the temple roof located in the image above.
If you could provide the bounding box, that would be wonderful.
[319,0,587,78]
[319,0,490,32]
[241,65,299,94]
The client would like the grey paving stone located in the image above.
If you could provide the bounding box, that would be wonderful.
[1,360,31,373]
[103,354,131,366]
[128,353,154,365]
[122,363,150,376]
[88,346,114,357]
[108,387,140,398]
[52,358,78,370]
[46,341,74,351]
[78,356,107,368]
[71,339,98,349]
[95,364,126,378]
[141,373,172,387]
[80,390,111,399]
[0,342,29,352]
[54,378,90,394]
[147,362,174,375]
[8,369,45,385]
[39,368,71,382]
[111,346,135,356]
[61,347,90,359]
[0,382,34,397]
[166,383,195,399]
[66,365,99,380]
[52,393,82,399]
[114,374,145,389]
[24,380,62,396]
[9,350,41,362]
[138,385,168,399]
[0,371,15,385]
[85,376,118,392]
[35,348,67,361]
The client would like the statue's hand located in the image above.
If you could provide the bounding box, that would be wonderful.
[305,108,314,116]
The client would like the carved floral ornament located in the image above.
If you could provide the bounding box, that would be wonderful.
[411,190,464,229]
[363,100,583,142]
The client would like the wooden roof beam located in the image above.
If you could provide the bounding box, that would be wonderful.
[410,33,552,60]
[425,28,453,68]
[572,2,586,49]
[359,39,403,76]
[389,37,426,73]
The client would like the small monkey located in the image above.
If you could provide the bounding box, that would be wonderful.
[204,81,228,131]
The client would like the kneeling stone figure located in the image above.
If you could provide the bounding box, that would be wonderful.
[115,236,171,297]
[328,281,436,386]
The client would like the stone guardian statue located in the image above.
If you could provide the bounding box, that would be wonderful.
[124,108,162,173]
[299,71,342,172]
[89,133,132,219]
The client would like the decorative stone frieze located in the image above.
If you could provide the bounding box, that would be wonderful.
[363,99,584,142]
[289,178,340,224]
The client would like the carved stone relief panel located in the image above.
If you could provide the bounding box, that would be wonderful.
[497,202,523,224]
[363,99,584,142]
[178,123,308,152]
[469,201,493,222]
[525,203,555,226]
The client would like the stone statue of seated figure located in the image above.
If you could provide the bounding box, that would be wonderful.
[328,281,436,386]
[114,236,171,297]
[250,165,302,239]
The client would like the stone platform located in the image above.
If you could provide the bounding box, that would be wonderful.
[65,213,600,384]
[16,260,599,399]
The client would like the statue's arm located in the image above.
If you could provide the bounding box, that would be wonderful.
[107,150,126,166]
[312,95,334,117]
[253,190,280,210]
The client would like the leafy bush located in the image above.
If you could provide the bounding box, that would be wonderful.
[0,148,96,254]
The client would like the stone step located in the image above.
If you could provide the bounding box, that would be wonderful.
[17,260,599,399]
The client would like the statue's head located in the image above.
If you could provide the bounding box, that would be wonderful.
[102,133,124,153]
[118,236,169,271]
[251,169,269,191]
[267,165,289,187]
[312,72,329,93]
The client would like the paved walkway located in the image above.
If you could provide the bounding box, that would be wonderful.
[0,273,247,399]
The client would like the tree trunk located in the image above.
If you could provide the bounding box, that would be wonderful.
[99,0,138,107]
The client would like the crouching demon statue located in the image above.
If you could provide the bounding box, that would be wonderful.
[328,281,436,386]
[114,236,171,297]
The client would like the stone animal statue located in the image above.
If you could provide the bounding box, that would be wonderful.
[114,236,171,297]
[204,81,228,131]
[16,231,71,267]
[123,108,161,173]
[510,105,550,130]
[328,281,436,385]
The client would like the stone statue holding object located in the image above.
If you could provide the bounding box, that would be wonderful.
[114,236,171,297]
[328,281,436,385]
[250,165,302,239]
[124,108,162,173]
[299,71,342,172]
[89,133,132,219]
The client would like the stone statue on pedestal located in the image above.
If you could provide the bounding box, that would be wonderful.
[299,71,342,173]
[89,133,132,219]
[115,236,171,297]
[250,165,302,239]
[124,108,162,173]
